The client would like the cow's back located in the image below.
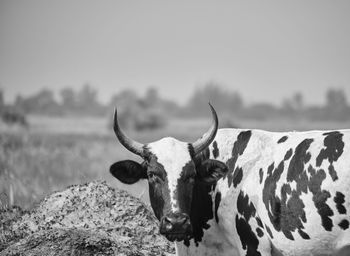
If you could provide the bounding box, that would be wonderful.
[210,128,350,256]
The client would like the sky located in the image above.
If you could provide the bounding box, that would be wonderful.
[1,0,350,106]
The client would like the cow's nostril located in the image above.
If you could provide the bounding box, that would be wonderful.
[160,213,192,241]
[165,222,173,231]
[178,216,188,225]
[161,213,191,234]
[164,214,187,225]
[164,216,173,224]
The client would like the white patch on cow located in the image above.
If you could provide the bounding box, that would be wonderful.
[289,180,297,191]
[148,137,192,211]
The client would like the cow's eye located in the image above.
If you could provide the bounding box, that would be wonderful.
[148,172,162,182]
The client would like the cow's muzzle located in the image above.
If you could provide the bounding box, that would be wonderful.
[160,212,193,242]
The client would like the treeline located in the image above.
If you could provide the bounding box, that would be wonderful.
[1,82,350,123]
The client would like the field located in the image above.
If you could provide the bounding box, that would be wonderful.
[1,114,350,210]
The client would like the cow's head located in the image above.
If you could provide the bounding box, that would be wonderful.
[110,104,227,243]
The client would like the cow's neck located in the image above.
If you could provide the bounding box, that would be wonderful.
[175,188,240,256]
[174,181,239,255]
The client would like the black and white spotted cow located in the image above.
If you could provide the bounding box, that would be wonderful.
[110,105,350,256]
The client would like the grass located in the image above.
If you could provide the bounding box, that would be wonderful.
[0,114,349,210]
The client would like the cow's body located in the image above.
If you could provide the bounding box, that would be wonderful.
[110,105,350,256]
[176,128,350,256]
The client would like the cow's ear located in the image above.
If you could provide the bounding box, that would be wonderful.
[110,160,147,184]
[197,159,228,184]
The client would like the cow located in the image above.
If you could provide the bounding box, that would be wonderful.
[110,104,350,256]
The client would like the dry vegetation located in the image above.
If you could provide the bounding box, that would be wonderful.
[0,181,175,255]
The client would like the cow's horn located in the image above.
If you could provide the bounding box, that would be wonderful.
[192,103,218,155]
[113,108,144,156]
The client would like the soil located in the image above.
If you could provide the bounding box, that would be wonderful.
[0,181,175,256]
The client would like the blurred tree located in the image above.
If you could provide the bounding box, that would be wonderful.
[143,87,160,108]
[281,92,304,120]
[141,87,179,115]
[15,88,60,115]
[109,89,139,110]
[294,92,304,111]
[108,88,172,130]
[187,82,243,116]
[60,87,76,110]
[36,89,57,110]
[14,95,23,109]
[229,91,244,111]
[326,88,347,111]
[75,84,105,115]
[242,103,280,120]
[324,88,349,121]
[77,84,97,106]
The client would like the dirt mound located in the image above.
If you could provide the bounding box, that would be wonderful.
[0,181,175,255]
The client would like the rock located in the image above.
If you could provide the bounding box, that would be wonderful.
[0,181,175,255]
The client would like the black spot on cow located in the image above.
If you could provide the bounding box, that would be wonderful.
[278,136,288,144]
[259,168,263,184]
[316,131,344,181]
[237,191,256,220]
[188,143,195,159]
[236,216,261,256]
[298,229,310,240]
[287,139,313,183]
[232,167,243,188]
[328,165,338,182]
[196,147,210,163]
[265,225,273,239]
[186,147,216,246]
[338,219,349,230]
[212,141,219,159]
[263,139,316,240]
[214,192,221,223]
[308,166,334,231]
[144,153,171,221]
[267,162,274,176]
[334,192,347,214]
[256,227,264,237]
[284,148,293,161]
[148,180,166,220]
[262,161,283,228]
[263,160,300,240]
[236,191,261,256]
[176,161,196,214]
[256,217,263,228]
[190,181,215,245]
[226,131,252,188]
